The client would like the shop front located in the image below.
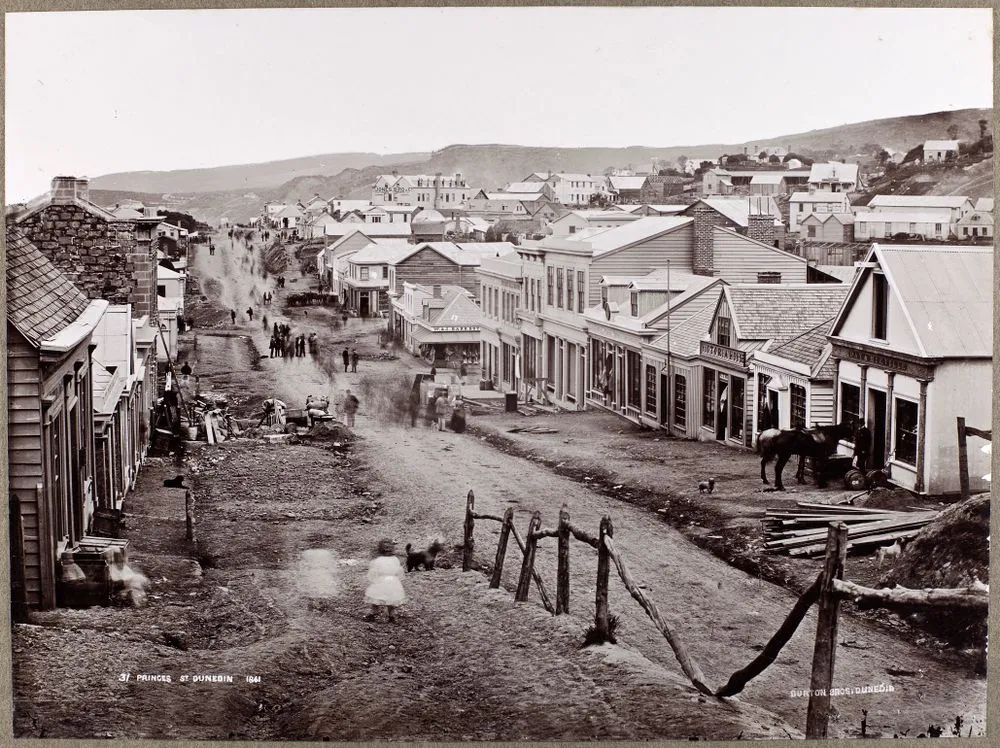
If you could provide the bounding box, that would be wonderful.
[699,341,751,447]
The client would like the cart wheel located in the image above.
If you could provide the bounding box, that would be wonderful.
[843,469,867,491]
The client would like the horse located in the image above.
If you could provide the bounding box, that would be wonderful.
[758,422,854,491]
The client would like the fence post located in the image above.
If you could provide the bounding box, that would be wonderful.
[595,515,613,640]
[463,490,475,572]
[556,504,571,614]
[957,417,970,500]
[805,522,848,740]
[515,511,541,602]
[490,506,515,589]
[185,489,196,542]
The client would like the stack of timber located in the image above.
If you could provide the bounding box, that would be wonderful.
[762,502,939,558]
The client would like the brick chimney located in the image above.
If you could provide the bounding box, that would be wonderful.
[747,213,775,246]
[51,176,79,205]
[692,205,725,276]
[432,285,442,298]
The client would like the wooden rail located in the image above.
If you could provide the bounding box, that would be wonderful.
[957,416,992,499]
[833,578,988,611]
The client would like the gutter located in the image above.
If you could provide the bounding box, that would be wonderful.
[39,299,109,355]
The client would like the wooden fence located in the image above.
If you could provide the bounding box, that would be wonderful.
[461,490,988,738]
[956,417,991,500]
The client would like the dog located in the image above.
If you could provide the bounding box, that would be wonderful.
[163,475,186,488]
[698,478,716,494]
[405,539,445,572]
[876,539,904,568]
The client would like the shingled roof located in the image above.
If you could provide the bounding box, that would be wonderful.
[6,226,91,347]
[769,317,838,379]
[724,284,849,348]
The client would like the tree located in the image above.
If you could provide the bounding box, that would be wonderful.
[768,155,781,164]
[947,124,960,141]
[875,149,891,166]
[758,151,768,161]
[979,119,989,139]
[676,155,689,172]
[589,193,612,209]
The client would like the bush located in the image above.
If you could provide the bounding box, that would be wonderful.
[581,614,621,647]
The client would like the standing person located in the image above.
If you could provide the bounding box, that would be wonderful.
[262,314,269,331]
[350,348,359,373]
[343,389,359,428]
[434,392,450,432]
[429,365,437,380]
[230,309,236,325]
[364,538,405,623]
[342,311,349,326]
[459,361,467,386]
[342,347,350,372]
[247,306,254,322]
[408,387,420,428]
[273,321,279,338]
[854,421,872,473]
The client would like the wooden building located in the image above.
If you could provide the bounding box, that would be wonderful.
[7,227,109,609]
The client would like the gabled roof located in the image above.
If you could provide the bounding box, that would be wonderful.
[641,275,726,325]
[565,216,693,257]
[801,212,854,225]
[768,317,838,379]
[349,239,414,264]
[609,176,649,190]
[723,284,849,347]
[426,291,481,329]
[973,197,993,212]
[647,290,723,358]
[832,244,993,358]
[8,189,119,224]
[750,174,786,184]
[504,181,548,193]
[6,226,93,347]
[808,162,859,184]
[111,206,145,220]
[868,194,971,209]
[956,211,994,226]
[923,140,960,151]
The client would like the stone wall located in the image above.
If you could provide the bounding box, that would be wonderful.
[16,204,156,321]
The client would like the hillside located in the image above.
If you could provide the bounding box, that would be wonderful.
[90,151,430,194]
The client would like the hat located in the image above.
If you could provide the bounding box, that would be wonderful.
[376,538,395,555]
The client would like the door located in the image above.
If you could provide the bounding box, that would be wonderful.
[659,373,669,426]
[768,390,780,430]
[716,374,729,441]
[869,389,887,469]
[359,294,370,317]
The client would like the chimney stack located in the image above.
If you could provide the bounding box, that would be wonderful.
[51,176,79,205]
[432,285,442,299]
[75,177,90,203]
[747,212,775,246]
[692,205,724,276]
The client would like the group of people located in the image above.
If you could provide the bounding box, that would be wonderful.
[341,347,360,373]
[270,322,316,359]
[276,276,287,289]
[261,291,273,306]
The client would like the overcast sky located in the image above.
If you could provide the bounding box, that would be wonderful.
[4,6,993,202]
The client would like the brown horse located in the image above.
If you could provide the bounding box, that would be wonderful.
[758,422,854,491]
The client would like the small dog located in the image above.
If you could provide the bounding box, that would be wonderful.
[405,539,445,572]
[698,478,716,494]
[875,539,904,568]
[163,475,186,488]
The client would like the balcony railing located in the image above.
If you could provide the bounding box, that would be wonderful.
[700,340,747,368]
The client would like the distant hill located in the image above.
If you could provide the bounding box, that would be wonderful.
[85,108,991,225]
[90,151,430,193]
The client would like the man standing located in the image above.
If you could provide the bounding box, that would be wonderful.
[434,393,450,432]
[343,389,359,428]
[247,306,254,322]
[854,421,872,473]
[351,349,359,373]
[342,348,350,372]
[230,309,237,325]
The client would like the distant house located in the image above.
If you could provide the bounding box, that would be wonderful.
[702,168,810,196]
[608,175,650,203]
[411,209,449,242]
[7,226,109,610]
[854,211,952,241]
[503,181,557,202]
[807,162,861,193]
[789,190,853,232]
[679,196,785,246]
[749,173,787,196]
[329,199,373,218]
[547,209,640,237]
[372,172,475,209]
[828,244,993,495]
[956,209,994,239]
[305,212,342,240]
[923,140,960,163]
[392,283,482,365]
[342,239,414,316]
[799,212,855,243]
[866,194,973,225]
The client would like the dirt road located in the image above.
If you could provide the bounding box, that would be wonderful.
[12,233,985,741]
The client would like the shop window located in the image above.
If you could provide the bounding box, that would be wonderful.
[674,374,687,429]
[556,269,564,309]
[577,271,585,312]
[360,267,370,281]
[840,382,862,431]
[894,398,919,466]
[566,269,574,312]
[730,377,745,441]
[547,267,554,306]
[702,369,716,428]
[627,351,641,408]
[645,365,657,414]
[872,272,888,340]
[790,383,806,429]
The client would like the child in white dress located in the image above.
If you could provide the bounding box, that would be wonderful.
[364,538,405,622]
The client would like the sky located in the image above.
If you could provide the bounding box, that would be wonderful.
[4,5,993,202]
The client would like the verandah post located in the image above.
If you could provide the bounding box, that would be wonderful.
[805,522,848,740]
[490,506,515,588]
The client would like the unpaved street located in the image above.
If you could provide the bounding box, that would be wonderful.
[12,233,986,741]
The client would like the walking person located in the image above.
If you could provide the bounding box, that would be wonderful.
[230,309,236,325]
[262,314,268,332]
[459,361,467,386]
[434,392,450,432]
[343,389,359,428]
[273,321,279,338]
[350,348,359,373]
[247,306,254,322]
[342,347,350,372]
[364,538,405,623]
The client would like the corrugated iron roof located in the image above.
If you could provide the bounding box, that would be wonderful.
[868,194,971,209]
[6,226,91,347]
[877,245,993,358]
[567,217,691,256]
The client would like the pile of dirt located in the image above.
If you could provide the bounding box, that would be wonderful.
[856,486,921,511]
[262,244,288,274]
[878,493,989,647]
[303,420,356,442]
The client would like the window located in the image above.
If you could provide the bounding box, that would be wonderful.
[382,266,388,279]
[894,398,919,466]
[157,284,166,297]
[872,272,888,340]
[630,292,638,317]
[577,271,585,313]
[757,271,781,284]
[807,225,817,238]
[716,317,731,348]
[547,267,554,306]
[730,377,745,441]
[529,279,535,311]
[566,269,574,311]
[556,268,564,309]
[360,267,370,281]
[645,365,657,414]
[840,382,862,431]
[673,374,687,428]
[569,225,576,234]
[935,223,943,235]
[790,383,806,429]
[703,369,716,427]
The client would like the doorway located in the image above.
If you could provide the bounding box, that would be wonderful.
[868,388,887,468]
[716,374,729,441]
[359,294,370,318]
